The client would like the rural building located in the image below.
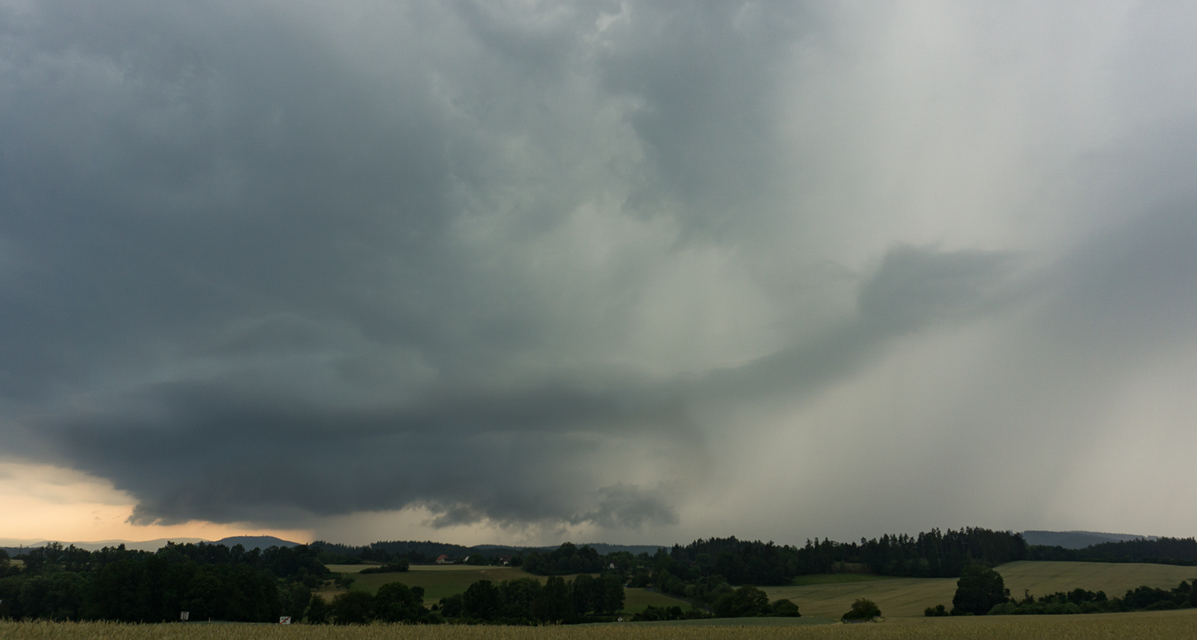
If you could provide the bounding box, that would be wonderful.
[435,554,450,564]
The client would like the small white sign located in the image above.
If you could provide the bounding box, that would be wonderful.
[279,616,291,624]
[180,611,189,621]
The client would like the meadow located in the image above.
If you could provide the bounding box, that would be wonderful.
[5,609,1197,639]
[321,560,1197,619]
[347,565,536,603]
[325,565,689,614]
[763,561,1197,619]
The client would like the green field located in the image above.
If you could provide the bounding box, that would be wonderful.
[624,616,836,627]
[765,576,957,619]
[620,588,691,614]
[335,565,689,614]
[327,563,385,574]
[764,561,1197,619]
[345,565,541,603]
[791,573,903,586]
[997,560,1197,599]
[7,610,1197,639]
[329,561,1197,618]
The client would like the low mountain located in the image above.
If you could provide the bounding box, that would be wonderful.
[518,543,666,556]
[2,538,206,553]
[214,535,300,550]
[1023,530,1155,549]
[3,535,300,555]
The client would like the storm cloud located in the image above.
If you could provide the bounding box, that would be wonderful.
[2,0,1197,542]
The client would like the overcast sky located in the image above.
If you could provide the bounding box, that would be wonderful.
[2,0,1197,547]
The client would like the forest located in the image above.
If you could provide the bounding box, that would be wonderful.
[1028,537,1197,565]
[0,542,323,622]
[4,528,1197,624]
[928,563,1197,616]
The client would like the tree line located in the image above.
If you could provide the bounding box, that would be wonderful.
[926,564,1197,616]
[18,526,1194,624]
[311,540,475,565]
[0,542,324,622]
[607,527,1027,597]
[308,573,626,625]
[311,527,1029,582]
[1028,536,1197,566]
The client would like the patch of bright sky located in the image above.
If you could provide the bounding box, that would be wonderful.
[0,462,311,544]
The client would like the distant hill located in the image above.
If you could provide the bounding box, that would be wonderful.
[1023,530,1155,549]
[0,537,206,553]
[213,535,300,550]
[313,540,668,563]
[1,535,300,555]
[517,543,667,556]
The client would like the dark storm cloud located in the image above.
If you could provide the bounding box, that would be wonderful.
[596,1,816,238]
[694,244,1022,408]
[1,0,826,529]
[40,376,696,527]
[4,0,1197,539]
[20,239,1020,528]
[0,0,637,526]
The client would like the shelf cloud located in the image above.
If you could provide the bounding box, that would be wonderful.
[3,0,1197,543]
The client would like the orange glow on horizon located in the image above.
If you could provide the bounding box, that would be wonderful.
[0,462,311,544]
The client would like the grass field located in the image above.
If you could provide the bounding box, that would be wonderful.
[624,616,836,627]
[337,566,689,614]
[326,564,384,574]
[346,565,538,603]
[790,574,903,586]
[325,561,1197,618]
[339,569,694,612]
[997,560,1197,599]
[765,576,957,619]
[620,588,691,614]
[6,609,1197,639]
[328,564,507,574]
[764,561,1197,619]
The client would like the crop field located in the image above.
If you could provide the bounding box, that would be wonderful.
[315,560,1197,617]
[326,564,384,574]
[790,574,903,586]
[996,560,1197,599]
[620,588,690,614]
[327,564,509,575]
[5,609,1197,639]
[337,567,687,614]
[626,616,835,627]
[764,561,1197,619]
[322,560,1197,618]
[765,577,956,619]
[345,565,538,603]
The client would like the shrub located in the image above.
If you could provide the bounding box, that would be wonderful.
[987,602,1017,615]
[304,595,329,624]
[769,599,801,617]
[358,560,409,574]
[330,591,374,625]
[631,605,684,622]
[712,585,769,618]
[951,564,1009,615]
[842,598,881,621]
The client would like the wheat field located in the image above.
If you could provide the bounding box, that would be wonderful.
[4,610,1197,640]
[763,561,1197,619]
